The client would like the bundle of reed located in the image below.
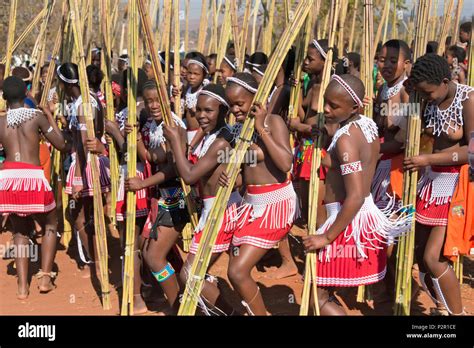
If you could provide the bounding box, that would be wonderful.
[452,0,464,49]
[163,0,172,84]
[121,0,139,316]
[321,11,329,39]
[428,0,438,42]
[230,1,243,71]
[300,0,340,317]
[436,0,454,55]
[100,0,119,231]
[178,0,314,316]
[173,0,181,117]
[0,0,17,109]
[393,0,430,317]
[85,0,94,65]
[31,0,56,98]
[0,9,46,65]
[347,0,359,52]
[137,0,200,233]
[208,0,218,55]
[251,0,262,54]
[288,1,315,152]
[337,0,349,57]
[263,0,276,56]
[361,0,374,119]
[374,0,390,57]
[185,0,190,53]
[238,0,253,70]
[197,0,209,53]
[283,0,291,24]
[391,0,398,40]
[68,0,112,310]
[382,0,391,43]
[213,2,232,83]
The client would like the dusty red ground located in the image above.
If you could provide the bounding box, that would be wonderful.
[0,224,473,316]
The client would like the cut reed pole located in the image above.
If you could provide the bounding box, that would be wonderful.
[239,0,253,69]
[361,0,374,119]
[321,11,329,38]
[374,0,390,56]
[197,0,209,53]
[452,0,464,47]
[391,0,398,40]
[137,0,200,232]
[173,0,181,117]
[100,0,119,234]
[263,0,276,56]
[337,0,348,56]
[301,0,341,318]
[163,0,172,84]
[213,2,232,83]
[382,0,391,43]
[69,0,112,310]
[0,9,47,65]
[178,0,314,316]
[394,0,430,316]
[230,0,242,70]
[1,0,17,110]
[348,0,359,52]
[121,0,139,316]
[251,0,262,54]
[208,0,218,55]
[184,0,190,53]
[437,0,454,55]
[31,0,56,99]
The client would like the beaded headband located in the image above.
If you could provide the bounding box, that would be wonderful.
[253,67,265,77]
[226,76,258,94]
[187,59,209,74]
[223,56,237,71]
[312,39,327,60]
[331,75,364,107]
[198,90,230,109]
[56,65,79,84]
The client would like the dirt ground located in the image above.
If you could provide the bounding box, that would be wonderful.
[0,223,473,316]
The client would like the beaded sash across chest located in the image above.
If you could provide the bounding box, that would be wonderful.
[6,107,37,128]
[424,83,473,137]
[327,115,379,152]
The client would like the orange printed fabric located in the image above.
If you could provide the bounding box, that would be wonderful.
[388,152,404,198]
[444,165,474,262]
[39,143,51,183]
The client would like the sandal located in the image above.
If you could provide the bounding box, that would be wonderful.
[36,270,57,293]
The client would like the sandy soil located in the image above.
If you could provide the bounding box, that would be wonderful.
[0,224,473,316]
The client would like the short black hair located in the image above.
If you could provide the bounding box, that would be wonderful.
[426,41,439,54]
[460,22,472,33]
[347,52,361,70]
[3,76,27,103]
[121,68,148,97]
[86,64,104,90]
[247,52,268,67]
[410,53,451,85]
[208,53,217,60]
[187,52,209,73]
[142,79,158,93]
[383,39,411,61]
[447,45,466,62]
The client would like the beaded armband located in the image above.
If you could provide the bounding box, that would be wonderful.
[340,161,362,175]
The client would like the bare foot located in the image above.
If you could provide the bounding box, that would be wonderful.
[38,275,56,293]
[263,263,298,280]
[133,294,148,315]
[17,283,29,300]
